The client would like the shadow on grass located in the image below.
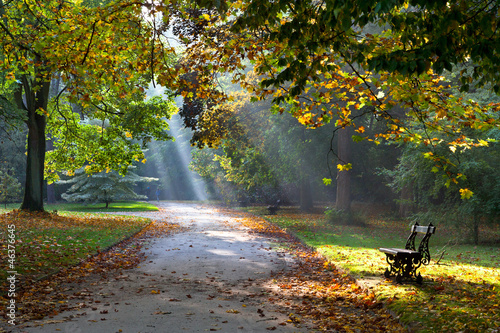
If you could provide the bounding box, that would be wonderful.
[378,271,500,332]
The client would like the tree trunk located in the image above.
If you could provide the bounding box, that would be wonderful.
[46,181,56,204]
[472,215,480,245]
[300,175,313,212]
[18,59,51,211]
[298,126,313,211]
[399,183,414,218]
[335,127,351,212]
[20,108,47,211]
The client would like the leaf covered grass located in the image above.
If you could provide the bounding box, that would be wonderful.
[0,210,149,297]
[243,205,500,332]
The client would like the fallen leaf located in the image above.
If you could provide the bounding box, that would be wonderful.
[153,311,172,315]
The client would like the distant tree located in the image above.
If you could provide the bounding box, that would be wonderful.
[188,84,338,207]
[0,126,26,180]
[382,126,500,244]
[59,168,158,208]
[0,166,22,208]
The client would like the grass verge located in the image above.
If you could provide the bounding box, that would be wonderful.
[0,209,150,298]
[243,205,500,333]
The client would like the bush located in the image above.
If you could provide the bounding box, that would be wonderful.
[0,166,21,208]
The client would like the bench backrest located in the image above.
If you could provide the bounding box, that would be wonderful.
[405,223,436,265]
[411,224,436,235]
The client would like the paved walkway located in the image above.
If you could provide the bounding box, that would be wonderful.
[14,202,311,333]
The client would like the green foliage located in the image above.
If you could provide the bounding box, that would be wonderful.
[231,0,500,94]
[0,123,26,180]
[0,92,24,129]
[190,148,239,203]
[179,0,500,204]
[45,95,176,183]
[188,75,402,207]
[188,97,334,204]
[382,126,500,243]
[0,166,21,207]
[2,0,497,211]
[59,168,158,208]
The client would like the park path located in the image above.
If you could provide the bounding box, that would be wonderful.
[13,202,312,333]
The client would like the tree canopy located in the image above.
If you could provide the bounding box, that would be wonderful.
[1,0,499,211]
[173,0,500,199]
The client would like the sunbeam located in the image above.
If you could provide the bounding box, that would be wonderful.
[167,110,208,201]
[142,87,208,201]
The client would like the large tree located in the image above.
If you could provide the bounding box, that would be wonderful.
[0,0,179,211]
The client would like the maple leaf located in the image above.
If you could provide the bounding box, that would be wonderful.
[459,188,473,200]
[337,163,352,171]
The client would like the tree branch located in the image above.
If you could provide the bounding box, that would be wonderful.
[81,20,97,65]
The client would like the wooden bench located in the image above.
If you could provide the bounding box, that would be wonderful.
[267,200,281,215]
[379,223,436,284]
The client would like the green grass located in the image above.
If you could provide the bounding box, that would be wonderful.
[0,200,159,214]
[243,205,500,333]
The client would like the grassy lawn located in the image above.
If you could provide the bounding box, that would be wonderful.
[0,200,159,214]
[0,201,154,297]
[243,204,500,333]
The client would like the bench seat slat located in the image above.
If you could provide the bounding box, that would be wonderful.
[379,247,421,257]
